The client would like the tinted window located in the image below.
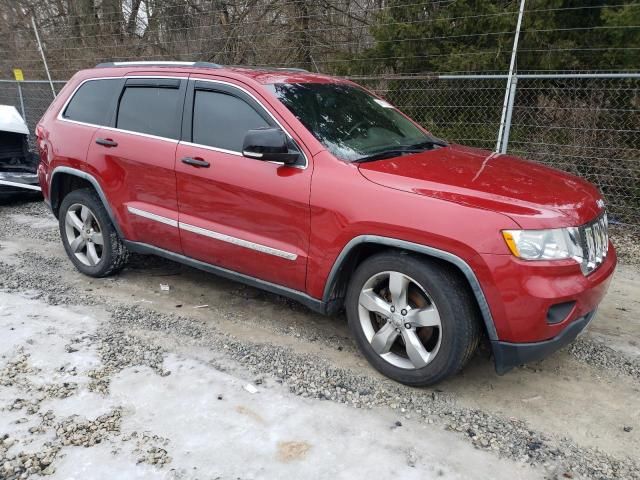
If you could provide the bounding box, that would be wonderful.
[192,90,269,151]
[63,79,122,126]
[117,86,182,139]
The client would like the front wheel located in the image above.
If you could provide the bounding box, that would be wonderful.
[58,188,129,277]
[345,252,481,386]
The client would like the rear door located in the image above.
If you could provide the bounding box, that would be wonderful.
[85,76,187,252]
[175,78,313,291]
[47,78,124,187]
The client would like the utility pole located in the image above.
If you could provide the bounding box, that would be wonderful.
[32,16,56,98]
[496,0,526,153]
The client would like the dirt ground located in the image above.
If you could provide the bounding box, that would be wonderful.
[0,198,639,479]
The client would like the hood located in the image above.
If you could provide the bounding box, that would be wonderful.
[357,144,604,229]
[0,105,29,136]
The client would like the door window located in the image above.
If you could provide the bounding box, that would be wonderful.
[117,85,183,139]
[192,90,270,152]
[63,79,122,126]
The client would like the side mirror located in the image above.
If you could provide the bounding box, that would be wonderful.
[242,127,300,165]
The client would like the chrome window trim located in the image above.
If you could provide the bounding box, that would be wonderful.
[60,117,180,144]
[180,141,242,157]
[127,206,178,227]
[180,221,298,261]
[56,75,309,169]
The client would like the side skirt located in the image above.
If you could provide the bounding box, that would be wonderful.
[123,240,328,314]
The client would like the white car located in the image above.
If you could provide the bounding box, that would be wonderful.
[0,105,41,199]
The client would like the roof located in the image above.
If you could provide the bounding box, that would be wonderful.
[0,105,29,135]
[92,61,348,85]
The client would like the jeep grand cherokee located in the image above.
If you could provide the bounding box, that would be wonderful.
[36,62,616,386]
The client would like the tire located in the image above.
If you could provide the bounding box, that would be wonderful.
[345,251,481,386]
[58,188,129,277]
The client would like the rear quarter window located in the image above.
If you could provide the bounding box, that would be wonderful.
[63,79,122,126]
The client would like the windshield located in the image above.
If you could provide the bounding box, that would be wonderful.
[267,83,443,162]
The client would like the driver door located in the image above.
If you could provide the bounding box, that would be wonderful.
[175,78,312,291]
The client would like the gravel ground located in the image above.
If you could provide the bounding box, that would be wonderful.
[610,225,640,265]
[568,338,640,380]
[108,305,640,479]
[1,199,640,479]
[1,256,638,479]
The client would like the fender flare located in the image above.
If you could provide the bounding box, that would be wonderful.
[50,166,125,238]
[322,235,498,341]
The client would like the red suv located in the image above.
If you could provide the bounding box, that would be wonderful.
[36,62,616,386]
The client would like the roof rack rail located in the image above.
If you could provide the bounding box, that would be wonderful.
[226,65,309,73]
[276,67,309,72]
[95,61,222,69]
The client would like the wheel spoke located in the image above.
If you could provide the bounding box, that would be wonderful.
[90,232,104,245]
[86,242,100,266]
[80,206,90,225]
[359,289,391,317]
[405,305,440,328]
[388,272,409,307]
[370,323,399,355]
[401,329,430,368]
[66,211,84,231]
[70,235,86,253]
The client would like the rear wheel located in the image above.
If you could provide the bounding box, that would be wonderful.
[345,252,481,386]
[59,189,128,277]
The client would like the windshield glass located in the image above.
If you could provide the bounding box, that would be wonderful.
[267,83,440,162]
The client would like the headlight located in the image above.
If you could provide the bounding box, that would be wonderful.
[502,227,583,261]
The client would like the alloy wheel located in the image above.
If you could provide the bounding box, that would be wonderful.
[64,203,104,267]
[358,271,442,369]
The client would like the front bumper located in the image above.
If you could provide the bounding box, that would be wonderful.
[475,241,616,374]
[479,242,616,343]
[492,310,596,374]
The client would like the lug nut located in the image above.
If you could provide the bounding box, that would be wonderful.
[401,309,407,316]
[390,306,395,313]
[405,323,411,329]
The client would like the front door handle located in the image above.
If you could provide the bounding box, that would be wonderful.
[95,138,118,147]
[181,157,210,168]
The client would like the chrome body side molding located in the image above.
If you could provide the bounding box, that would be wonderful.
[126,205,298,261]
[180,222,298,261]
[126,206,178,227]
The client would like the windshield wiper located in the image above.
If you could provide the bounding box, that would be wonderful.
[354,138,448,164]
[405,137,449,149]
[354,148,423,164]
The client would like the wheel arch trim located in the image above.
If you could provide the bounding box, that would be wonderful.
[322,235,498,340]
[50,166,125,238]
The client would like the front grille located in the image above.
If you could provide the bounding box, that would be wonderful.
[576,213,609,275]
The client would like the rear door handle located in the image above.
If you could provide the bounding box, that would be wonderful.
[95,138,118,147]
[181,157,210,168]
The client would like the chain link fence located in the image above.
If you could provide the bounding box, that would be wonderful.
[1,74,639,231]
[0,80,65,138]
[353,73,640,230]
